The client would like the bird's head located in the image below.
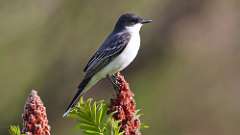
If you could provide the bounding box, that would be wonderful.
[114,13,152,32]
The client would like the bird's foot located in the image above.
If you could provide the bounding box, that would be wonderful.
[108,74,121,95]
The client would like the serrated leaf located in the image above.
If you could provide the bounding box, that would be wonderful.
[93,102,97,123]
[78,117,95,125]
[100,104,108,122]
[86,98,93,117]
[67,97,123,135]
[141,123,150,129]
[84,129,102,134]
[97,103,103,124]
[76,123,99,131]
[9,125,24,135]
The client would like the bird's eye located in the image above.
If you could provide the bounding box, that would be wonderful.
[133,18,139,23]
[129,19,138,25]
[129,21,135,25]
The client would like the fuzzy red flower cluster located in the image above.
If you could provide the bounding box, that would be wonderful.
[109,72,141,135]
[22,90,51,135]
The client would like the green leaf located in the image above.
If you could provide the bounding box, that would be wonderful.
[93,101,97,123]
[76,123,99,131]
[141,123,150,129]
[99,104,108,124]
[9,125,25,135]
[67,97,124,135]
[96,103,103,124]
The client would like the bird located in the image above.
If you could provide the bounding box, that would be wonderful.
[63,13,152,117]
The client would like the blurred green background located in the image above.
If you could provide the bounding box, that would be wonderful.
[1,0,240,134]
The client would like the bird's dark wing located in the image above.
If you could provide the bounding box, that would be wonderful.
[83,32,131,78]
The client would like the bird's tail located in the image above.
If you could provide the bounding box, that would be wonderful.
[63,77,91,117]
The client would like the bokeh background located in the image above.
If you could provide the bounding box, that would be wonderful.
[1,0,240,134]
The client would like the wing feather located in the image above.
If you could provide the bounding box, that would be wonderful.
[83,32,131,78]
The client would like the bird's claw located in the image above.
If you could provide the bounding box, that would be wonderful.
[108,74,121,94]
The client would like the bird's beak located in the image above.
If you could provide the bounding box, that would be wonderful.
[141,19,152,24]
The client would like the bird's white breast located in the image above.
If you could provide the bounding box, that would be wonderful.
[93,23,142,80]
[114,31,140,71]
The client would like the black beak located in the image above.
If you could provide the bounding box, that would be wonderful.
[141,19,152,24]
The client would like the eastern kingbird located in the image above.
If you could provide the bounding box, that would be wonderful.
[63,13,152,117]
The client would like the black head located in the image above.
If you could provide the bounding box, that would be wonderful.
[114,13,152,31]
